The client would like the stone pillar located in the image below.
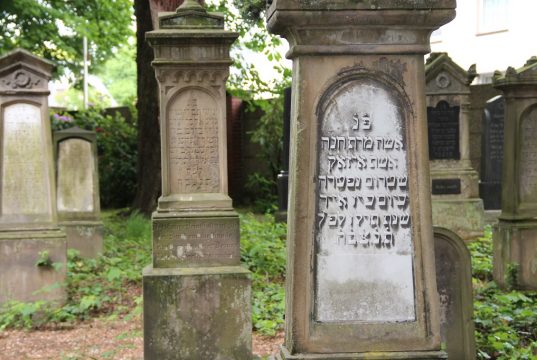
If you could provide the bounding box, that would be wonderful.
[276,87,291,222]
[493,57,537,290]
[267,1,454,358]
[0,49,66,304]
[144,2,252,359]
[425,53,485,240]
[54,127,104,258]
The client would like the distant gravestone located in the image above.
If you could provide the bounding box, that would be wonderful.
[54,127,103,258]
[268,1,455,358]
[434,227,476,360]
[425,53,485,240]
[428,101,460,160]
[493,57,537,290]
[0,49,66,304]
[480,95,504,210]
[276,87,291,221]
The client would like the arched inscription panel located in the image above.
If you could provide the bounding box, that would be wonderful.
[1,103,51,219]
[57,138,95,213]
[167,89,220,194]
[314,77,416,323]
[519,106,537,205]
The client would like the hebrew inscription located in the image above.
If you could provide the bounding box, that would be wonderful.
[315,78,416,323]
[57,139,95,213]
[167,90,220,194]
[427,101,460,160]
[520,107,537,204]
[153,217,240,268]
[1,103,51,220]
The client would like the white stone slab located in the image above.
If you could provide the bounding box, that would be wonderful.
[2,103,51,219]
[315,79,416,323]
[57,138,94,212]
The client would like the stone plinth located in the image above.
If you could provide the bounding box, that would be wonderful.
[54,127,103,258]
[267,1,454,358]
[425,53,484,240]
[0,49,66,305]
[144,2,251,358]
[493,57,537,290]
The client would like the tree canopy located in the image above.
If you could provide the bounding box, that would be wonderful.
[0,0,133,77]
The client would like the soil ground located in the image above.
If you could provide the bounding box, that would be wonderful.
[0,318,283,359]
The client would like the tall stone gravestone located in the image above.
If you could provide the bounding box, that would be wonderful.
[425,53,485,240]
[433,227,476,360]
[0,49,66,304]
[277,87,291,221]
[144,1,252,359]
[267,1,455,358]
[54,127,103,258]
[493,57,537,290]
[480,95,504,210]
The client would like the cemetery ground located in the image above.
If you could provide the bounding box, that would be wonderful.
[0,210,535,359]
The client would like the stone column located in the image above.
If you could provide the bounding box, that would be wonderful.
[267,1,454,358]
[144,1,252,359]
[0,49,66,304]
[425,53,485,240]
[493,57,537,290]
[54,127,104,258]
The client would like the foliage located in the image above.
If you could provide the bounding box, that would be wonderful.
[96,43,137,106]
[240,212,287,335]
[51,108,137,208]
[0,211,151,331]
[468,229,537,359]
[0,0,133,78]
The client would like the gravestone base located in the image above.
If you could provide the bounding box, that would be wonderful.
[432,199,484,240]
[0,228,66,304]
[274,347,447,359]
[493,219,537,290]
[143,265,252,360]
[60,221,103,258]
[479,181,501,210]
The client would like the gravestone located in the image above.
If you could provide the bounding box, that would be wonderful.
[493,57,537,290]
[267,1,455,358]
[144,1,252,359]
[434,227,476,360]
[480,95,504,210]
[276,87,291,221]
[425,53,485,240]
[0,49,66,304]
[54,127,103,258]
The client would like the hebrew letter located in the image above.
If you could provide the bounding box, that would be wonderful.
[321,137,329,150]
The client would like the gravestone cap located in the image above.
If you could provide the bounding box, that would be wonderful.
[54,126,96,142]
[158,0,224,29]
[425,52,475,94]
[494,56,537,88]
[0,48,54,94]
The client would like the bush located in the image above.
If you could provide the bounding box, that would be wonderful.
[51,108,137,208]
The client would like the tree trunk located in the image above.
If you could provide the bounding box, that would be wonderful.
[132,0,162,215]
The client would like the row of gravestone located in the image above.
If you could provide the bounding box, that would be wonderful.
[0,49,102,305]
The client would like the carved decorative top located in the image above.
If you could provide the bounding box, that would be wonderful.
[494,56,537,88]
[158,0,224,29]
[1,70,41,89]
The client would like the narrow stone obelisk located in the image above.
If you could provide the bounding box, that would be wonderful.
[267,1,455,358]
[493,57,537,290]
[144,1,252,359]
[0,49,66,304]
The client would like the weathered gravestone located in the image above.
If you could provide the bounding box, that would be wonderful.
[144,1,252,359]
[54,127,103,258]
[425,53,485,240]
[277,87,291,222]
[267,1,455,358]
[434,227,476,360]
[480,95,504,210]
[493,57,537,290]
[0,49,66,304]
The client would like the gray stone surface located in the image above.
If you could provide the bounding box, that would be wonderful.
[267,0,454,357]
[54,127,103,258]
[144,2,252,358]
[433,227,476,360]
[0,49,66,305]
